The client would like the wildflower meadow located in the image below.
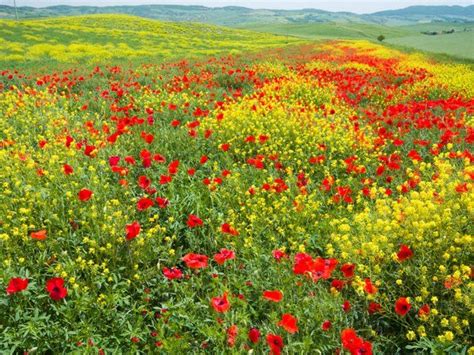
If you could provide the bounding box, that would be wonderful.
[0,16,473,354]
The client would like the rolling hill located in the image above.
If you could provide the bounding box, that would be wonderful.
[0,14,298,68]
[0,4,473,26]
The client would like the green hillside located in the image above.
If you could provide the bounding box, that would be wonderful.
[239,22,412,40]
[386,31,474,59]
[239,22,474,60]
[0,4,473,25]
[0,14,299,69]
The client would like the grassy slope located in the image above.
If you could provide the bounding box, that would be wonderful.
[240,22,474,60]
[239,22,411,40]
[385,23,474,60]
[1,4,473,25]
[0,14,299,69]
[386,31,474,60]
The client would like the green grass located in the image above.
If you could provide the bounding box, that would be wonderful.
[0,14,300,70]
[385,24,474,60]
[239,22,412,40]
[239,22,474,60]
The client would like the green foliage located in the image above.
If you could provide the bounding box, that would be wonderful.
[0,4,473,26]
[0,14,301,69]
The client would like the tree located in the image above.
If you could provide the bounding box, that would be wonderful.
[377,35,385,42]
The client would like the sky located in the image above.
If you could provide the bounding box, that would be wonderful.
[1,0,472,14]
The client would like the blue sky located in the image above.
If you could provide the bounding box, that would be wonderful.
[2,0,472,14]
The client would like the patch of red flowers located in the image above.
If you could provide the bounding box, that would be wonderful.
[162,267,183,280]
[78,188,93,201]
[125,221,141,240]
[277,313,298,334]
[187,214,203,228]
[211,292,230,313]
[213,249,235,265]
[248,328,260,343]
[46,277,68,300]
[31,229,47,241]
[6,277,29,295]
[395,297,411,316]
[182,253,208,269]
[266,334,284,355]
[263,290,283,302]
[397,244,414,261]
[221,223,239,236]
[341,328,373,355]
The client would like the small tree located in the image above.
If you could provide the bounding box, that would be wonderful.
[377,35,385,42]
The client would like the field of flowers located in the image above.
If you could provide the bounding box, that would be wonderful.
[0,15,297,68]
[0,37,473,354]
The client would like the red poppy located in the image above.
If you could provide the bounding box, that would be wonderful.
[125,221,141,240]
[155,197,169,208]
[213,249,235,265]
[293,253,338,281]
[227,324,238,348]
[331,279,345,291]
[137,197,154,211]
[187,214,203,228]
[168,160,180,175]
[341,329,373,355]
[364,278,378,294]
[6,277,29,295]
[109,156,120,166]
[408,149,422,161]
[418,304,430,318]
[395,297,411,316]
[342,300,351,313]
[341,329,358,349]
[321,320,332,331]
[211,292,230,313]
[221,223,239,236]
[221,143,230,152]
[63,164,74,175]
[340,263,356,278]
[31,229,47,241]
[162,267,183,280]
[272,250,288,261]
[397,245,413,261]
[248,328,260,343]
[182,253,208,269]
[138,175,151,189]
[78,188,93,201]
[266,334,284,355]
[263,290,283,302]
[159,175,172,185]
[278,313,298,334]
[46,277,68,300]
[368,302,382,314]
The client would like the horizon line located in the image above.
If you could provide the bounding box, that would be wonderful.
[1,3,472,16]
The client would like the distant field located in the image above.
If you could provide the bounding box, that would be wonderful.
[0,14,298,68]
[385,23,474,60]
[241,22,474,60]
[239,22,411,40]
[386,31,474,59]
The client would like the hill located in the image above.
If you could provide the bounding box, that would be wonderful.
[239,21,474,60]
[364,5,474,25]
[0,14,297,68]
[0,4,473,25]
[240,22,413,40]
